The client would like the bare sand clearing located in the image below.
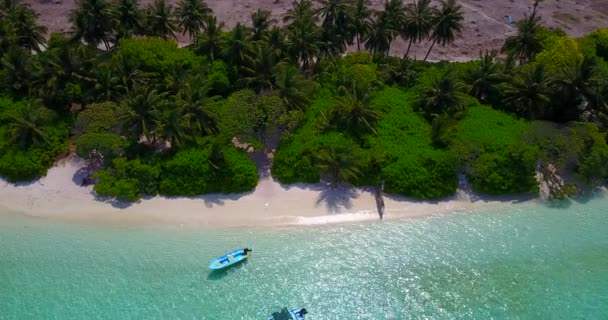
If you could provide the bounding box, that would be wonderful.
[24,0,608,61]
[0,156,531,228]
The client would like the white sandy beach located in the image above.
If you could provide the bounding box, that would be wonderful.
[0,156,530,228]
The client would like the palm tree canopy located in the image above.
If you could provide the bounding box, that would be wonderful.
[111,0,144,40]
[365,14,393,56]
[195,15,224,60]
[220,23,254,68]
[7,4,47,52]
[503,64,553,120]
[329,85,380,135]
[284,0,322,70]
[5,100,56,148]
[70,0,113,47]
[251,9,273,41]
[144,0,180,39]
[463,50,506,104]
[402,0,433,43]
[430,0,464,46]
[176,0,211,40]
[416,69,469,119]
[351,0,373,50]
[274,62,316,110]
[502,15,543,64]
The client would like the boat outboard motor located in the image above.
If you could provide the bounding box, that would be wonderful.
[299,308,308,316]
[244,248,252,254]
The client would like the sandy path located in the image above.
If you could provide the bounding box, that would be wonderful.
[0,156,530,228]
[24,0,608,61]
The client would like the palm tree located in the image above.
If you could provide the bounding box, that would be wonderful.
[351,0,372,51]
[31,38,92,110]
[553,56,600,122]
[503,65,552,120]
[502,15,543,64]
[144,0,179,40]
[424,0,463,61]
[1,46,33,97]
[5,101,56,148]
[365,0,403,56]
[331,85,380,135]
[316,0,354,56]
[111,0,144,41]
[112,52,150,91]
[284,0,322,71]
[314,142,362,185]
[381,0,405,51]
[274,62,315,110]
[195,15,224,60]
[283,0,314,24]
[463,50,505,104]
[0,18,15,58]
[121,85,166,143]
[7,4,47,52]
[70,0,114,48]
[365,14,392,56]
[251,9,273,41]
[89,64,124,102]
[152,102,189,149]
[241,43,278,92]
[175,77,217,136]
[416,69,468,119]
[267,26,286,59]
[220,23,254,69]
[402,0,433,58]
[176,0,211,40]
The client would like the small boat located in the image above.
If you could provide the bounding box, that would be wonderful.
[208,248,251,270]
[268,307,308,320]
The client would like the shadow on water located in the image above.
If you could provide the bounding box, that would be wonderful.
[206,260,249,281]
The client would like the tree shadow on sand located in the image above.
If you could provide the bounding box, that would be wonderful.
[314,184,359,214]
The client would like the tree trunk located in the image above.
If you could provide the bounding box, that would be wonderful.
[405,38,413,58]
[424,38,438,61]
[356,34,361,51]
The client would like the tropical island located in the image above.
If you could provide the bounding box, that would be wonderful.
[1,0,607,212]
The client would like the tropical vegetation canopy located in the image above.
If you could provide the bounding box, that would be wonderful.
[1,0,608,201]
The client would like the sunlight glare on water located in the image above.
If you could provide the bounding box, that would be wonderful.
[1,198,607,319]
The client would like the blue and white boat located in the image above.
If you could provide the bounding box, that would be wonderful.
[208,248,251,270]
[268,307,307,320]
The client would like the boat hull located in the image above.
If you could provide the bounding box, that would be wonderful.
[208,248,249,270]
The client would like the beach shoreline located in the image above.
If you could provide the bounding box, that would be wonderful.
[0,156,535,228]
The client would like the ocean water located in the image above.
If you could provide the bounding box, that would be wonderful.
[1,198,608,319]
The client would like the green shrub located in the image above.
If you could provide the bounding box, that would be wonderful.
[208,60,231,96]
[159,148,215,196]
[530,36,582,75]
[371,87,459,198]
[582,29,608,60]
[73,102,123,136]
[218,146,258,193]
[343,51,373,65]
[115,38,203,75]
[382,152,458,199]
[468,144,538,195]
[76,133,128,162]
[0,149,47,182]
[94,158,160,201]
[451,105,529,157]
[94,170,142,202]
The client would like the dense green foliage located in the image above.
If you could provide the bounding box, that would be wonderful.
[0,98,69,182]
[2,0,608,202]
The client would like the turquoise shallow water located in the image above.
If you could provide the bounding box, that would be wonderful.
[1,198,608,319]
